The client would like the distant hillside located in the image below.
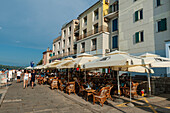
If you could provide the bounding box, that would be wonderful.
[0,64,25,70]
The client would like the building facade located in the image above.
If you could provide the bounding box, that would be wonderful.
[43,47,52,65]
[50,19,79,62]
[75,0,110,57]
[46,0,170,76]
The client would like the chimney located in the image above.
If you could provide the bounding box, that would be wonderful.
[47,47,50,51]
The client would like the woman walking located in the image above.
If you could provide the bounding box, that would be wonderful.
[23,70,29,89]
[31,70,36,89]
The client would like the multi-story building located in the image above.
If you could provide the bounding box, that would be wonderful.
[50,19,79,62]
[104,0,119,51]
[43,47,52,65]
[75,0,110,57]
[104,0,170,76]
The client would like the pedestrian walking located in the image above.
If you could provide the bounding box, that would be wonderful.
[16,70,22,83]
[31,70,36,89]
[23,70,29,89]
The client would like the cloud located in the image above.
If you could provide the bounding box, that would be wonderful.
[0,27,2,30]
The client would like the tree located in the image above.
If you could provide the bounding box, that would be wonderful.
[37,59,43,66]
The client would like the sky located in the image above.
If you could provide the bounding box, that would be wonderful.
[0,0,98,66]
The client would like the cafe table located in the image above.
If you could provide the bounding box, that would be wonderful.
[84,89,96,101]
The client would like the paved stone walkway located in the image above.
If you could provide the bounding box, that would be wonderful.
[0,81,92,113]
[0,81,170,113]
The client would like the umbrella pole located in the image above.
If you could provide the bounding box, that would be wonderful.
[85,69,86,83]
[130,72,132,102]
[147,71,151,97]
[117,71,120,98]
[68,69,69,82]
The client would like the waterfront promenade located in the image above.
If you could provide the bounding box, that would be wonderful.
[0,81,170,113]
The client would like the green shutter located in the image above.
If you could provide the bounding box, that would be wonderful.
[161,18,167,31]
[135,32,139,43]
[135,11,138,21]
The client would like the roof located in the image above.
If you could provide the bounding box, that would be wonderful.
[53,36,61,44]
[61,19,78,30]
[78,1,100,19]
[43,50,52,54]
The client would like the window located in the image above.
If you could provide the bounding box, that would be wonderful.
[49,54,52,57]
[94,23,98,34]
[58,42,60,49]
[134,0,137,2]
[135,9,143,22]
[58,51,60,55]
[69,26,71,35]
[83,29,87,38]
[112,35,118,49]
[68,48,70,53]
[105,0,109,4]
[135,31,144,43]
[63,30,66,37]
[157,18,167,32]
[92,39,97,51]
[83,16,87,26]
[109,1,119,13]
[81,42,85,53]
[112,18,118,32]
[63,49,65,53]
[156,0,161,7]
[94,9,99,21]
[53,53,55,56]
[63,40,65,47]
[68,37,71,45]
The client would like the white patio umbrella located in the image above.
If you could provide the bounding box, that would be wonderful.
[43,60,60,69]
[25,66,33,70]
[83,51,145,98]
[34,65,44,69]
[140,53,170,96]
[61,53,99,82]
[56,57,73,69]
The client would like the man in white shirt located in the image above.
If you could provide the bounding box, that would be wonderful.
[16,70,22,83]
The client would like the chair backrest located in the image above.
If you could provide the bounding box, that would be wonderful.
[132,83,139,91]
[52,79,58,84]
[68,81,75,89]
[98,87,110,97]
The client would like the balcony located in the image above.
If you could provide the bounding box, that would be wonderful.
[76,25,109,41]
[50,51,76,60]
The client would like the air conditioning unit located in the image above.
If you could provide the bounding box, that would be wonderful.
[105,49,110,53]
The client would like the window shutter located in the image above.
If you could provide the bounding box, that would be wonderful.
[135,32,139,43]
[140,10,143,19]
[135,11,138,21]
[161,18,167,31]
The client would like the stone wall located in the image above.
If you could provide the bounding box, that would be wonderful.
[151,77,170,95]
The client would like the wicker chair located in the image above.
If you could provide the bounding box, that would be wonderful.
[124,83,139,98]
[66,81,76,95]
[93,87,110,107]
[59,80,65,91]
[51,79,58,90]
[106,86,113,100]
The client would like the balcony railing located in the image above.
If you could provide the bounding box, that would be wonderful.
[50,51,77,60]
[76,25,108,41]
